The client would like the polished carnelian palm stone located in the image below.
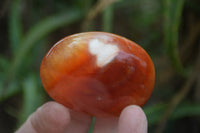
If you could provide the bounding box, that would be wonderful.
[40,32,155,117]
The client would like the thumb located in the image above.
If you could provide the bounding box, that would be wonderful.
[16,101,71,133]
[118,105,147,133]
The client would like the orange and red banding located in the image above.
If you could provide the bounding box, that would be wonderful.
[40,32,155,117]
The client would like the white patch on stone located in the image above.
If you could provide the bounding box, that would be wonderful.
[89,39,119,67]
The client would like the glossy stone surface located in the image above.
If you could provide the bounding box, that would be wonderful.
[40,32,155,117]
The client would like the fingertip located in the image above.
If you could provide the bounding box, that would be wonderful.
[120,105,147,122]
[118,105,147,133]
[29,101,71,133]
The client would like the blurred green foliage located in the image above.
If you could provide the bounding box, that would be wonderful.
[0,0,200,133]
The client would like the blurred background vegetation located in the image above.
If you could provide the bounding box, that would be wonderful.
[0,0,200,132]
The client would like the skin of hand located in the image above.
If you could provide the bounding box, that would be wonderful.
[15,101,147,133]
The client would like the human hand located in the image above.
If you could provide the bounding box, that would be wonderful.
[16,101,147,133]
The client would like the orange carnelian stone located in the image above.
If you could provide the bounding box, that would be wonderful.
[40,32,155,117]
